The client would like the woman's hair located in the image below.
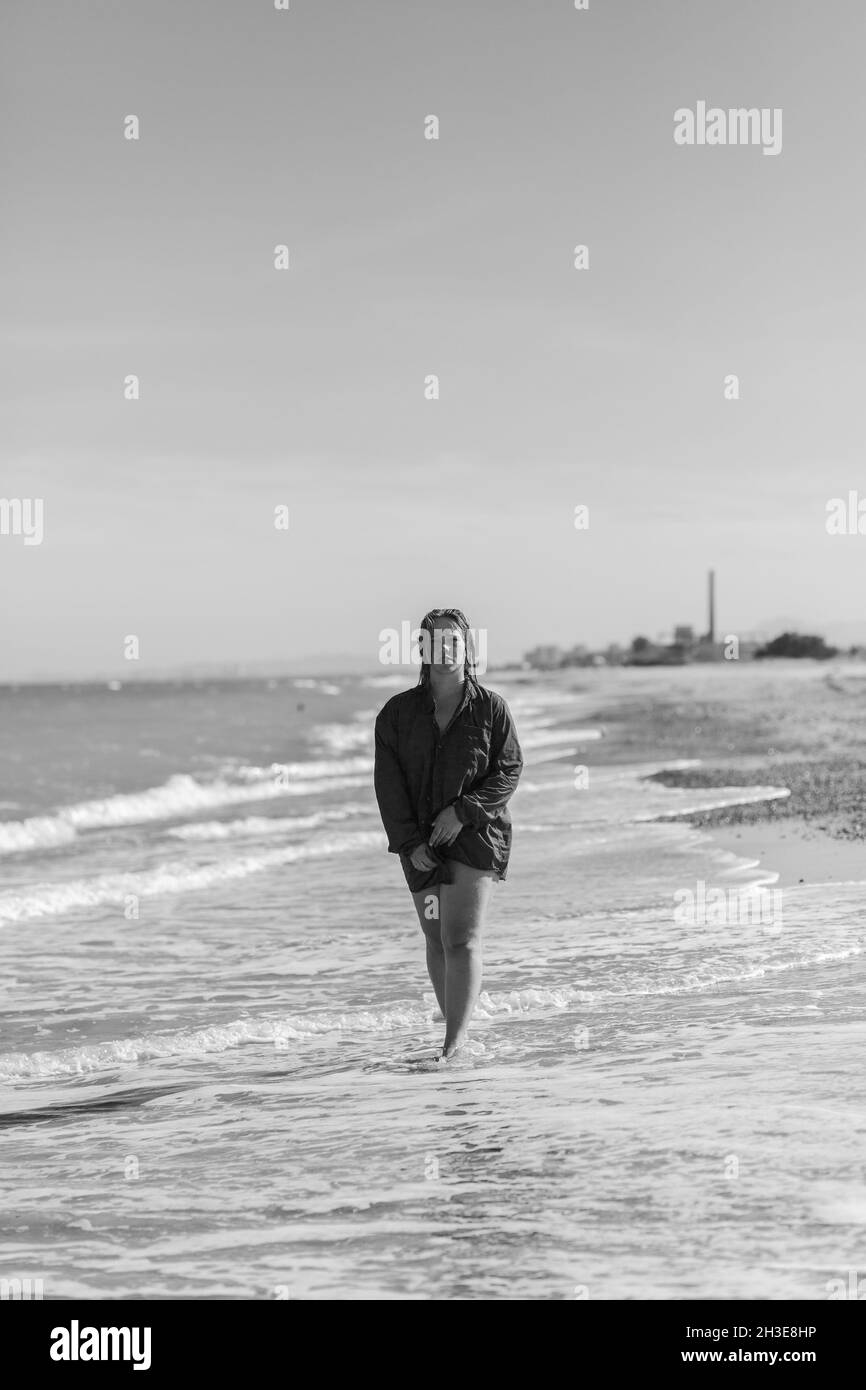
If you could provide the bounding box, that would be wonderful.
[416,608,479,689]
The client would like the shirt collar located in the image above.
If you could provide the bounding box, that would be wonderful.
[420,678,478,713]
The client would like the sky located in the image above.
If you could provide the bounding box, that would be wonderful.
[2,0,865,679]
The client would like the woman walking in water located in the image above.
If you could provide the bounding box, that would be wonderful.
[374,609,523,1061]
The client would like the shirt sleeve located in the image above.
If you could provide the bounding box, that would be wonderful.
[373,703,425,856]
[453,696,523,827]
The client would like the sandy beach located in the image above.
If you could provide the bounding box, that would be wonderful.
[0,663,863,1299]
[573,657,866,878]
[710,822,866,891]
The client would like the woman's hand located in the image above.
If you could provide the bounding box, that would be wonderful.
[429,804,463,848]
[409,842,438,872]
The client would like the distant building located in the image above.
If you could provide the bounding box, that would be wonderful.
[523,644,565,671]
[704,569,716,643]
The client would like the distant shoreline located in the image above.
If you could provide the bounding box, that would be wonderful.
[5,652,866,689]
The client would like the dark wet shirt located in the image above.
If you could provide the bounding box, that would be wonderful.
[373,681,523,891]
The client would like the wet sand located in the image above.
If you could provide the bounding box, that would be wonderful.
[710,821,866,890]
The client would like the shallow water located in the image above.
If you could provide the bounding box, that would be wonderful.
[1,671,864,1299]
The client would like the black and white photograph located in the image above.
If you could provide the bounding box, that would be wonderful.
[2,0,865,1342]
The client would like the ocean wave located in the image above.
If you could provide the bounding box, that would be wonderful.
[0,817,78,853]
[293,679,341,695]
[0,766,372,855]
[569,946,864,1003]
[0,830,383,925]
[638,786,792,820]
[233,758,371,782]
[0,1004,431,1079]
[0,986,600,1080]
[167,804,370,841]
[1,948,861,1080]
[522,728,603,748]
[308,724,373,755]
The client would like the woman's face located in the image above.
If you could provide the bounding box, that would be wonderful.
[428,619,466,670]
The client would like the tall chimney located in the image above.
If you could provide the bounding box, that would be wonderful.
[707,569,716,644]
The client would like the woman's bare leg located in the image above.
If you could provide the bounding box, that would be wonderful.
[410,885,445,1016]
[439,862,495,1058]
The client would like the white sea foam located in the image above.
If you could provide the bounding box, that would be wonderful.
[167,804,370,841]
[2,945,860,1080]
[234,758,371,782]
[310,723,374,755]
[568,946,865,1003]
[0,830,383,924]
[0,765,372,855]
[522,728,603,748]
[293,679,341,694]
[0,1004,441,1078]
[0,817,79,853]
[636,785,792,820]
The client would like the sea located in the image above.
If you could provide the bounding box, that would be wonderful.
[1,669,864,1299]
